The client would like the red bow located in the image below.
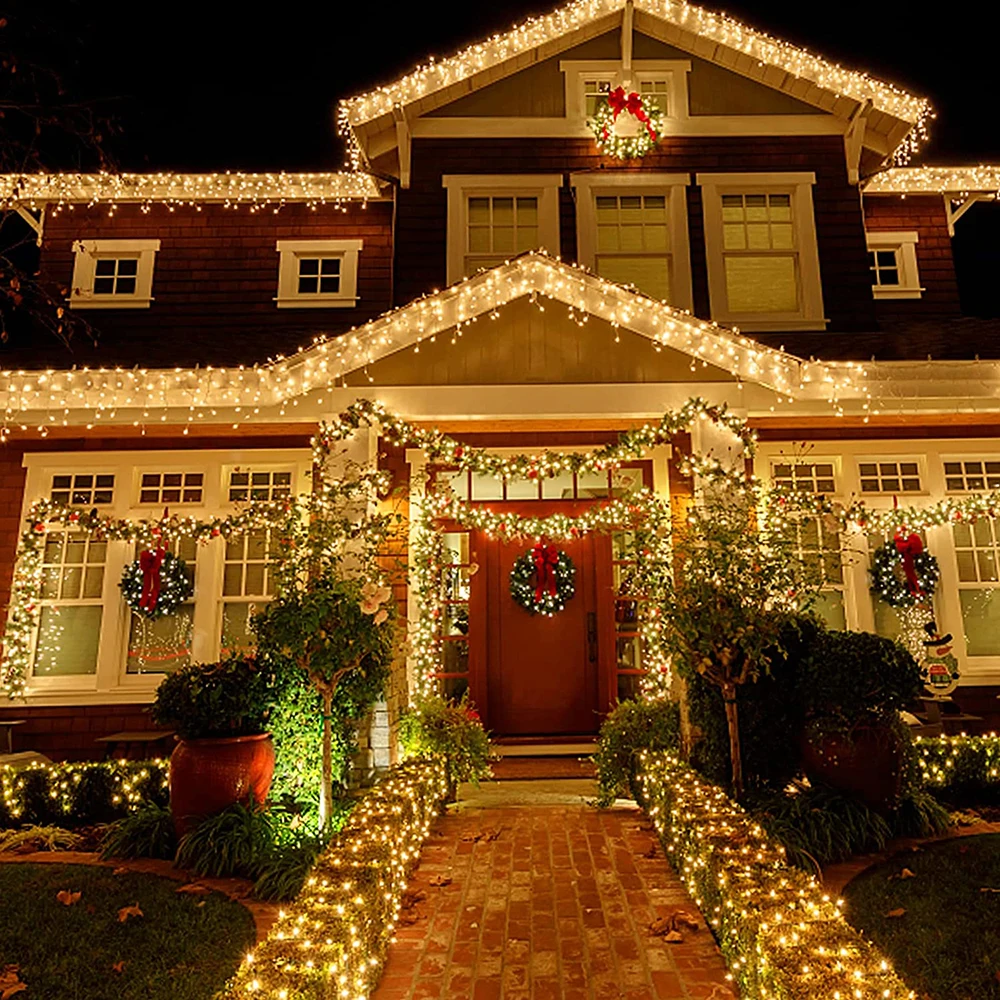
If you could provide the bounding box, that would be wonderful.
[139,547,166,614]
[603,86,658,141]
[893,531,924,596]
[532,542,560,602]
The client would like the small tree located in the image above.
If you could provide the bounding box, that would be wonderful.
[660,482,822,798]
[253,458,402,828]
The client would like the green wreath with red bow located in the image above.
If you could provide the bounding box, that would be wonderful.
[120,547,194,620]
[509,542,576,617]
[869,531,940,608]
[589,86,666,159]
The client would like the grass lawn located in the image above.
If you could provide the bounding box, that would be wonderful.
[843,834,1000,1000]
[0,863,256,999]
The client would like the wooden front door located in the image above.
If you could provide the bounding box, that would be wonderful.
[473,518,603,737]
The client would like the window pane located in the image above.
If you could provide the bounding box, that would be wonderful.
[724,256,798,313]
[35,606,102,676]
[127,607,194,674]
[813,591,846,630]
[117,258,138,276]
[541,471,575,500]
[468,198,490,225]
[221,603,259,658]
[960,589,1000,656]
[598,256,671,302]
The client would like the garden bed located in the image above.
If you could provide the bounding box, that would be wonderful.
[0,862,255,1000]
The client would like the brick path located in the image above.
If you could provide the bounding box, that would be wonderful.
[373,800,735,1000]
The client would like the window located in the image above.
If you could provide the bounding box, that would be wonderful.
[70,239,160,309]
[771,461,836,495]
[430,464,647,502]
[442,175,561,285]
[220,531,276,657]
[560,60,691,121]
[612,531,646,701]
[944,459,1000,493]
[697,172,825,331]
[34,531,106,677]
[432,532,472,701]
[952,520,1000,656]
[275,239,362,308]
[50,473,115,506]
[570,173,693,310]
[792,516,846,630]
[858,460,922,494]
[227,468,293,503]
[866,231,922,300]
[137,472,204,506]
[583,77,614,117]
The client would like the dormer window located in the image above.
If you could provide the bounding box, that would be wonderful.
[275,239,362,308]
[70,239,160,310]
[866,231,922,300]
[561,60,691,122]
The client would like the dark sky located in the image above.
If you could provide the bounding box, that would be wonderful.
[27,0,1000,172]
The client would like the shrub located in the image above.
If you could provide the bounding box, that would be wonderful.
[174,801,277,879]
[151,657,276,740]
[398,695,490,787]
[917,732,1000,802]
[99,803,176,860]
[594,698,679,807]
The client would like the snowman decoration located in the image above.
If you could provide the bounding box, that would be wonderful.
[922,619,960,696]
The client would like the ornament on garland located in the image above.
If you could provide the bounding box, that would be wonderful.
[509,542,576,616]
[869,532,940,607]
[120,547,194,620]
[588,86,665,159]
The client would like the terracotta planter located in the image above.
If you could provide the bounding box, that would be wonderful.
[800,722,905,813]
[169,732,275,836]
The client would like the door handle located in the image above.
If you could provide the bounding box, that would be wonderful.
[586,612,597,663]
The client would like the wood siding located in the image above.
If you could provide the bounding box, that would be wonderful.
[395,135,877,334]
[10,201,394,370]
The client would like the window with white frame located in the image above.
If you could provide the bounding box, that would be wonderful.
[858,459,922,494]
[137,471,205,506]
[697,173,825,331]
[570,173,693,309]
[944,458,1000,493]
[442,175,562,285]
[560,61,691,122]
[50,472,115,506]
[70,239,160,309]
[770,460,837,495]
[952,519,1000,656]
[866,231,922,300]
[220,530,276,657]
[227,468,293,504]
[792,515,846,629]
[275,239,362,309]
[34,531,107,677]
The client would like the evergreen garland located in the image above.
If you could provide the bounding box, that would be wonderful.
[120,551,194,620]
[509,549,576,616]
[869,541,940,608]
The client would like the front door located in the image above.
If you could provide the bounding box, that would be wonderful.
[475,524,602,737]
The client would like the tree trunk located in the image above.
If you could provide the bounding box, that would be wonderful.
[721,682,743,800]
[319,688,334,829]
[674,672,693,762]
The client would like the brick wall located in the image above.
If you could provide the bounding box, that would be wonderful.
[864,194,961,322]
[396,135,877,334]
[6,201,394,369]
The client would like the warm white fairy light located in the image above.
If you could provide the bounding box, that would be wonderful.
[864,166,1000,195]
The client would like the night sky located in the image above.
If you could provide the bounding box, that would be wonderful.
[26,0,1000,172]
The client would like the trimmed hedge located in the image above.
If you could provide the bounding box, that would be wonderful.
[916,732,1000,798]
[639,751,914,1000]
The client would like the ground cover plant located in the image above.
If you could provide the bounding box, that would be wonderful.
[0,862,255,1000]
[843,834,1000,1000]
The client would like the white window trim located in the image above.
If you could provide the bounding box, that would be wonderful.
[942,454,1000,494]
[442,174,562,286]
[559,60,692,122]
[855,454,929,497]
[866,230,923,300]
[275,238,362,309]
[766,455,844,497]
[70,239,160,310]
[570,172,693,312]
[10,449,310,704]
[696,171,827,332]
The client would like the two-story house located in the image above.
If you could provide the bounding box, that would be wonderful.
[2,0,1000,758]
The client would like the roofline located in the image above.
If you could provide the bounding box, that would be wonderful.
[864,166,1000,195]
[339,0,930,149]
[0,172,385,209]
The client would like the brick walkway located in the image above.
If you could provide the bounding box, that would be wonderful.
[373,798,735,1000]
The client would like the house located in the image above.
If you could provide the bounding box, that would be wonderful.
[1,0,999,760]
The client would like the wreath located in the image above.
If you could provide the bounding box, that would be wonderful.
[870,532,940,608]
[509,542,576,616]
[120,548,194,620]
[588,86,666,159]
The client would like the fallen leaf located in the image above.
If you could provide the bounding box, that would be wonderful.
[118,903,143,923]
[889,868,916,881]
[111,961,125,973]
[175,883,211,895]
[672,909,701,931]
[112,867,129,876]
[428,874,452,888]
[649,916,672,936]
[56,889,81,906]
[401,888,426,908]
[0,966,26,999]
[980,887,1000,894]
[642,842,658,859]
[885,908,907,918]
[664,930,684,943]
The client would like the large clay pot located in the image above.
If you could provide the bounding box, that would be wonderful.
[800,722,905,813]
[169,732,275,836]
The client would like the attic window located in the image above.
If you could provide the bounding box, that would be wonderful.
[866,231,922,300]
[70,239,160,310]
[275,239,362,308]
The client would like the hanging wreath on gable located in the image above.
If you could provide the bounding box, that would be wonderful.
[120,547,194,620]
[509,542,576,617]
[588,86,666,159]
[869,531,940,608]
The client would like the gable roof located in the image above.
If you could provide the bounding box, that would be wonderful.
[339,0,930,166]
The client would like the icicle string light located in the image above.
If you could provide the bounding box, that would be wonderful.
[864,166,1000,195]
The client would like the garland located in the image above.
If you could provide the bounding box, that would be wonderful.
[869,535,940,608]
[509,544,575,616]
[120,550,194,619]
[589,88,666,159]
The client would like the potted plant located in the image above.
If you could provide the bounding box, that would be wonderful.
[152,656,276,835]
[797,630,923,812]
